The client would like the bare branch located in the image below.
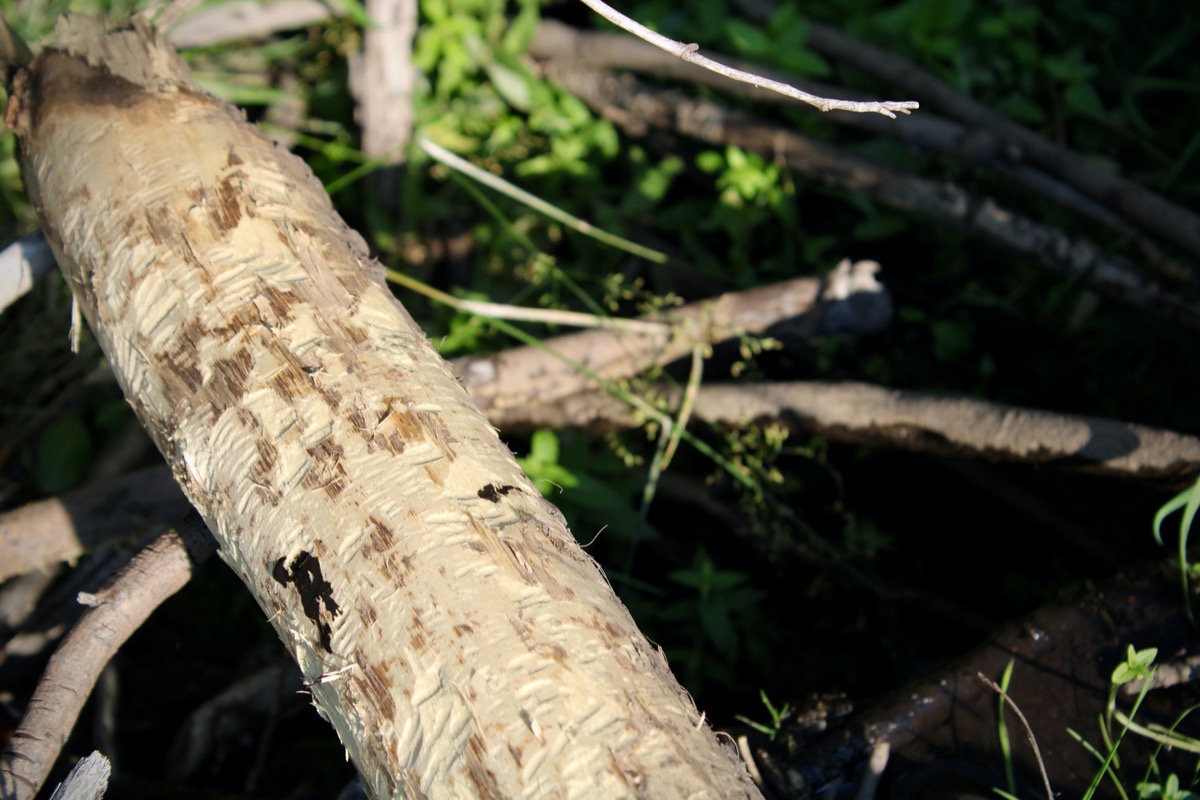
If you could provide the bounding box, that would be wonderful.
[0,465,190,583]
[483,380,1200,485]
[452,260,891,415]
[528,20,1191,286]
[0,521,214,800]
[978,673,1054,800]
[574,0,917,117]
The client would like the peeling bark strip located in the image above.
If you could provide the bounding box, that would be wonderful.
[5,14,759,799]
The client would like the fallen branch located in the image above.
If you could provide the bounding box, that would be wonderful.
[798,18,1200,261]
[0,521,214,796]
[0,465,189,583]
[0,13,759,798]
[527,20,1190,285]
[543,66,1200,330]
[485,381,1200,484]
[452,259,890,415]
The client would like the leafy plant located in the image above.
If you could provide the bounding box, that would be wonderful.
[1153,475,1200,621]
[735,689,793,741]
[658,548,766,688]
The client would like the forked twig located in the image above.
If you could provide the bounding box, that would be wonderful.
[575,0,918,118]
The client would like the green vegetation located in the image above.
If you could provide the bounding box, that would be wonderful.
[1,0,1199,795]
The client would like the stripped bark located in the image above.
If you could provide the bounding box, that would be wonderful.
[0,13,758,800]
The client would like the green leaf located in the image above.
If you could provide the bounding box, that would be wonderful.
[528,429,560,466]
[34,415,92,494]
[1064,81,1105,119]
[725,19,770,56]
[1111,645,1157,685]
[997,91,1049,124]
[484,59,532,112]
[698,597,739,654]
[696,150,724,173]
[326,0,373,29]
[502,0,540,56]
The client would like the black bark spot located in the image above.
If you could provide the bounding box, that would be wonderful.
[477,484,517,503]
[271,550,341,652]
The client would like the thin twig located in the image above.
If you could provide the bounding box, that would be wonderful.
[1111,710,1200,754]
[574,0,917,118]
[640,345,704,515]
[978,672,1054,800]
[385,267,669,335]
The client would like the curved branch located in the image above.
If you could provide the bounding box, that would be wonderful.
[0,521,214,800]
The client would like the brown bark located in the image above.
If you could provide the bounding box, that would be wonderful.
[0,13,758,800]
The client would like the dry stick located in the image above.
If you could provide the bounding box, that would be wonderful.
[853,742,890,800]
[0,520,216,800]
[547,66,1200,331]
[47,751,110,800]
[687,382,1200,483]
[166,0,335,47]
[978,673,1054,800]
[387,266,670,335]
[349,0,417,210]
[527,20,1190,285]
[574,0,917,118]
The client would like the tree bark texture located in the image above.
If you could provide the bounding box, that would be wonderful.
[3,14,758,799]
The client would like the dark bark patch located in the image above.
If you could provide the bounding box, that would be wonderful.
[12,49,148,142]
[209,349,253,401]
[357,600,377,627]
[477,483,517,503]
[423,464,445,486]
[252,437,277,480]
[211,173,242,235]
[351,649,396,721]
[257,283,296,328]
[409,608,428,652]
[464,732,503,798]
[302,439,348,497]
[268,361,311,404]
[367,516,396,551]
[158,318,205,394]
[272,550,340,652]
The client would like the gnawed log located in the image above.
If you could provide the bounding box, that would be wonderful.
[0,13,758,799]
